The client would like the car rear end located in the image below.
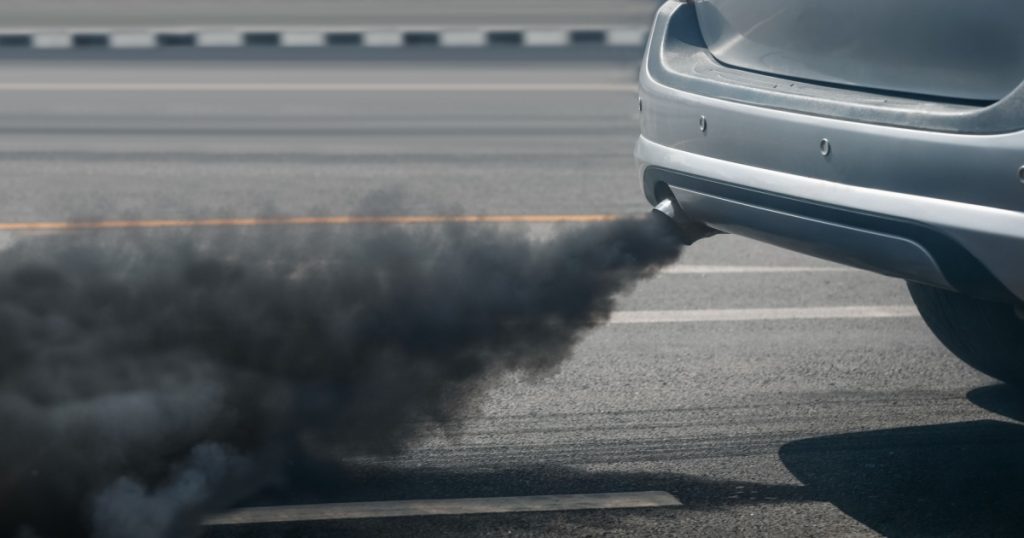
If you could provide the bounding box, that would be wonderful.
[636,0,1024,306]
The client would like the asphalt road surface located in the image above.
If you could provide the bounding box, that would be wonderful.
[2,0,659,28]
[3,58,1023,537]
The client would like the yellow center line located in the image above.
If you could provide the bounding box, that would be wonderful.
[0,214,622,232]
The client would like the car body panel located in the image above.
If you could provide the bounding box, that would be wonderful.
[649,0,1024,135]
[637,1,1024,303]
[640,65,1024,214]
[693,0,1024,102]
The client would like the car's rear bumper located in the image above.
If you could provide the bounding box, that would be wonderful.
[637,137,1024,303]
[637,1,1024,304]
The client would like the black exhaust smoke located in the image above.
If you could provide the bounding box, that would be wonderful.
[0,210,694,537]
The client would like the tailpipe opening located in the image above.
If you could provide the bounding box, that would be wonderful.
[652,197,720,246]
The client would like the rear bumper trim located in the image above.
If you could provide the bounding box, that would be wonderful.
[637,136,1024,302]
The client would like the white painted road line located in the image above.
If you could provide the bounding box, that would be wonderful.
[31,33,72,49]
[109,33,157,49]
[440,30,487,47]
[609,305,918,324]
[281,31,326,48]
[606,27,649,47]
[197,31,244,47]
[0,83,636,93]
[205,491,680,525]
[661,265,855,275]
[0,27,649,51]
[363,30,404,47]
[524,29,570,47]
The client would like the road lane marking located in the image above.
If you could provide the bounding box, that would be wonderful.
[204,491,680,525]
[609,305,917,324]
[440,30,487,47]
[0,214,621,231]
[197,32,245,48]
[6,27,647,51]
[661,265,854,274]
[31,33,73,49]
[281,32,327,48]
[606,28,650,47]
[109,33,157,49]
[363,31,404,47]
[525,30,570,47]
[0,83,637,92]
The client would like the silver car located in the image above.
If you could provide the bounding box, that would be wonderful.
[637,0,1024,384]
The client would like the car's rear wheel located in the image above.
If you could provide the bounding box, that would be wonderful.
[908,282,1024,386]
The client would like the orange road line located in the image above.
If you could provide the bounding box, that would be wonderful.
[0,214,622,231]
[0,83,637,93]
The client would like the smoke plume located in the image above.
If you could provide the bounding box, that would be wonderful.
[0,212,684,537]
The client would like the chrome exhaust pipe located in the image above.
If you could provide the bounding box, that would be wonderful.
[651,198,720,245]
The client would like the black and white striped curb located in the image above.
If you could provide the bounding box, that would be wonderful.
[0,27,648,49]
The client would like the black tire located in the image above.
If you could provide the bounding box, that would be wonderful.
[908,281,1024,386]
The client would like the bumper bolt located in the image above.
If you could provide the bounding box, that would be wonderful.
[698,115,707,133]
[819,138,831,157]
[1018,165,1024,183]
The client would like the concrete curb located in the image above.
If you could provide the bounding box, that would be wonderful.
[0,27,649,50]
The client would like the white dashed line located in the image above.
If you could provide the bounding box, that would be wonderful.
[440,30,487,47]
[609,305,918,324]
[205,491,681,525]
[281,32,326,48]
[363,30,404,47]
[661,265,855,274]
[109,32,157,49]
[606,27,649,47]
[524,29,571,47]
[31,33,73,49]
[196,31,244,47]
[0,27,647,51]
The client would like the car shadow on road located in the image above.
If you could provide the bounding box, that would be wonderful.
[967,382,1024,423]
[208,385,1024,537]
[780,408,1024,537]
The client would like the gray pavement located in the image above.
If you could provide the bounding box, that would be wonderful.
[0,61,643,221]
[1,0,659,28]
[3,59,1022,536]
